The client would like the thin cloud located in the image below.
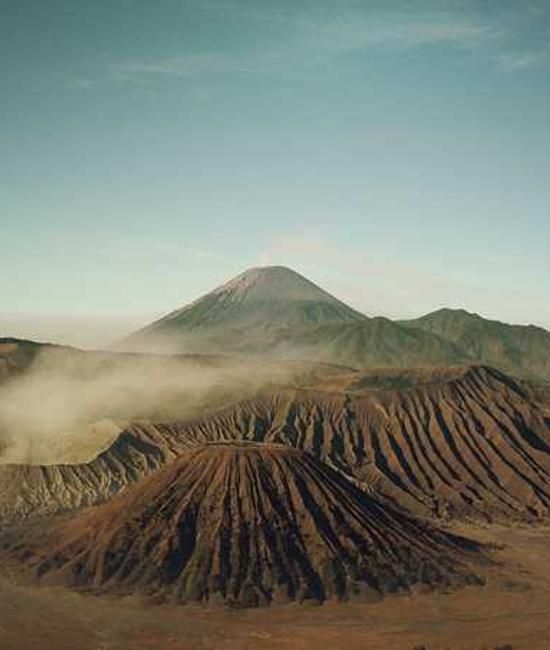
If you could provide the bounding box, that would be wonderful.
[104,5,547,83]
[110,54,248,80]
[296,14,501,53]
[109,16,500,81]
[496,48,549,71]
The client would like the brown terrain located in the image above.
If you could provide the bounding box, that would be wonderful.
[1,337,550,649]
[2,364,549,525]
[2,443,483,606]
[1,522,550,649]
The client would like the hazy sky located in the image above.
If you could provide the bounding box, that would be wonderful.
[1,0,549,347]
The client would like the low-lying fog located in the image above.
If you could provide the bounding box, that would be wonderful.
[0,345,311,465]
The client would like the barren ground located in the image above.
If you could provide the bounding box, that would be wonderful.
[1,524,549,650]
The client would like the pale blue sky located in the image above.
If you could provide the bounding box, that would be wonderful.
[1,1,549,346]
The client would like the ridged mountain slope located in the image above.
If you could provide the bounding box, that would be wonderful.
[5,443,482,606]
[403,308,550,381]
[124,266,367,352]
[121,268,471,370]
[267,317,467,369]
[2,365,549,524]
[147,366,550,522]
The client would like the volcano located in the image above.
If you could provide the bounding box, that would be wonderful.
[120,266,550,380]
[123,266,367,353]
[12,443,482,607]
[120,266,466,366]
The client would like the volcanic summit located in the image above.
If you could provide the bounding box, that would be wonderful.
[122,266,367,352]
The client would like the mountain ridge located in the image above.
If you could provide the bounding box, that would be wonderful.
[402,307,550,381]
[121,266,550,381]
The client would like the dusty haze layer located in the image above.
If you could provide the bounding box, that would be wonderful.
[0,339,348,464]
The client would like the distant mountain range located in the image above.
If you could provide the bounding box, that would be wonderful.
[123,265,550,382]
[402,308,550,381]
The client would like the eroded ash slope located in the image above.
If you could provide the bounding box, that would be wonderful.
[4,443,483,607]
[2,365,549,524]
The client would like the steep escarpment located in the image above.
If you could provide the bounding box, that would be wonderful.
[0,425,181,522]
[5,443,482,606]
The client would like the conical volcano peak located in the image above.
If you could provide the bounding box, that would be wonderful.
[124,266,367,349]
[212,265,341,304]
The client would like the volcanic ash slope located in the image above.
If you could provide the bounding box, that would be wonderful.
[10,443,484,607]
[2,365,549,525]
